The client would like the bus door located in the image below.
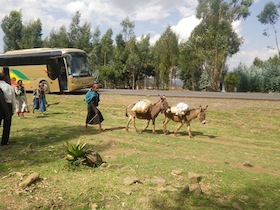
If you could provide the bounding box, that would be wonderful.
[59,60,68,91]
[47,56,68,92]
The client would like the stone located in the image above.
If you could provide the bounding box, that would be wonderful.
[188,172,202,183]
[19,172,40,188]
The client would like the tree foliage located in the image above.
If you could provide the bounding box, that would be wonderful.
[44,26,70,48]
[191,0,252,91]
[154,26,179,89]
[257,1,280,58]
[233,56,280,92]
[20,19,43,49]
[1,10,23,51]
[1,7,279,92]
[224,72,239,92]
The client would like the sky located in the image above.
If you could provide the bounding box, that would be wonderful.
[0,0,279,70]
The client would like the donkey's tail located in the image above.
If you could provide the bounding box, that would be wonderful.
[125,106,128,117]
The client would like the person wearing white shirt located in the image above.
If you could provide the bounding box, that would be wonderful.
[0,72,16,146]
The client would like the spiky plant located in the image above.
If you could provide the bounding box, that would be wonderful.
[64,140,87,166]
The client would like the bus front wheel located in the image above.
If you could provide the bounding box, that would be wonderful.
[41,81,50,93]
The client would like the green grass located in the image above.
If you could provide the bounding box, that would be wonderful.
[0,93,279,210]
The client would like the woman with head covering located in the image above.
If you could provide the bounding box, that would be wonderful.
[85,84,105,131]
[15,80,29,118]
[32,83,46,115]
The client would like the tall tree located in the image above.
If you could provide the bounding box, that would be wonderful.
[20,19,43,49]
[91,27,102,63]
[136,34,151,89]
[179,40,203,90]
[119,17,137,88]
[154,25,179,88]
[100,28,113,66]
[194,0,252,91]
[120,17,135,42]
[76,22,92,53]
[113,33,127,88]
[125,37,140,89]
[44,26,70,48]
[257,1,280,58]
[68,11,81,48]
[1,10,23,51]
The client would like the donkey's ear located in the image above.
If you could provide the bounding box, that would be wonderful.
[204,105,208,110]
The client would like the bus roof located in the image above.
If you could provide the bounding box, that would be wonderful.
[3,48,85,55]
[0,48,86,66]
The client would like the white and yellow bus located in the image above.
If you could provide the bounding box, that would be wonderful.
[0,48,94,93]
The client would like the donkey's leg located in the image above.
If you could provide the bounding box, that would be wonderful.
[186,122,193,138]
[132,117,139,132]
[163,117,170,135]
[152,119,157,134]
[174,122,184,136]
[125,116,132,132]
[140,119,150,133]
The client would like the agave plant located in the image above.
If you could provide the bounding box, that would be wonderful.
[64,140,87,166]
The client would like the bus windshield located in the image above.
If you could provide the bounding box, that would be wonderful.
[67,52,92,77]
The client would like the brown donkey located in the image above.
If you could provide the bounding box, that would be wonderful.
[163,105,208,137]
[126,95,169,134]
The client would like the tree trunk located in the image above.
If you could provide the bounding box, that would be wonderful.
[213,50,220,91]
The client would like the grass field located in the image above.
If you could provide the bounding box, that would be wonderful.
[0,92,279,210]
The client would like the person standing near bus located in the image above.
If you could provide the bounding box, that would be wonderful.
[33,83,46,115]
[85,84,105,131]
[0,72,16,146]
[15,80,29,118]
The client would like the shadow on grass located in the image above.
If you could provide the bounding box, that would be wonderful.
[150,192,223,210]
[0,124,112,174]
[150,181,280,210]
[163,130,217,139]
[105,126,125,131]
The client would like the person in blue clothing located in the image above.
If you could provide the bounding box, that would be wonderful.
[32,83,46,115]
[85,84,104,131]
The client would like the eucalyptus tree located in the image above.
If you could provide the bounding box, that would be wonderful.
[76,22,92,53]
[98,28,115,88]
[120,17,135,42]
[125,37,140,89]
[68,11,91,51]
[193,0,252,91]
[112,33,127,87]
[44,26,70,48]
[91,27,102,63]
[20,19,43,49]
[258,1,280,58]
[100,28,113,66]
[179,40,203,90]
[68,11,81,48]
[1,10,23,51]
[119,17,139,88]
[154,25,179,88]
[135,34,151,89]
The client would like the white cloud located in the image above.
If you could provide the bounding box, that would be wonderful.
[227,47,277,69]
[149,34,161,46]
[232,20,242,35]
[171,15,201,42]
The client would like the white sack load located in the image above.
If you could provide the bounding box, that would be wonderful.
[131,99,152,113]
[169,102,189,115]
